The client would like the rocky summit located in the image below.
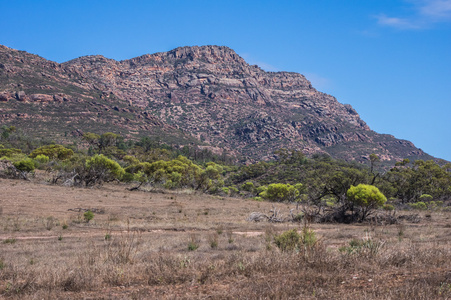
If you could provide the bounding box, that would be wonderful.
[0,44,434,164]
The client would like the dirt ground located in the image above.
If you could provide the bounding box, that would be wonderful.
[1,178,451,299]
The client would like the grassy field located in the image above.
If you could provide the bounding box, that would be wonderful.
[1,177,451,299]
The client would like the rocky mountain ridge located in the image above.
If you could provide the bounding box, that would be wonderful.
[0,44,433,164]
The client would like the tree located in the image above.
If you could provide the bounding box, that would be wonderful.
[369,153,380,175]
[29,144,74,160]
[259,183,301,202]
[347,184,387,221]
[82,132,100,149]
[99,132,120,152]
[76,154,125,186]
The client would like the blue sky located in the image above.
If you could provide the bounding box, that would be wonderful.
[1,0,450,161]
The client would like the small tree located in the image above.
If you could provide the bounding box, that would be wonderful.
[259,183,301,202]
[347,184,387,221]
[76,154,125,186]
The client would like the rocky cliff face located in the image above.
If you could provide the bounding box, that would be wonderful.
[0,44,433,163]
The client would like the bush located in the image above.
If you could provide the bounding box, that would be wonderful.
[13,158,36,172]
[34,154,49,164]
[383,204,395,211]
[241,181,255,192]
[221,187,230,195]
[409,201,427,210]
[339,237,384,256]
[187,234,200,251]
[0,148,22,158]
[274,229,300,252]
[300,226,317,248]
[259,183,302,202]
[83,210,94,223]
[29,144,74,160]
[419,194,433,201]
[79,154,125,186]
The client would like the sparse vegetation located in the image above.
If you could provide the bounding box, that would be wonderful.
[0,128,450,298]
[0,177,450,299]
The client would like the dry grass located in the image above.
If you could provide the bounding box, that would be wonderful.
[0,178,451,299]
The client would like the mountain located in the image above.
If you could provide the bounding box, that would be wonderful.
[0,44,434,164]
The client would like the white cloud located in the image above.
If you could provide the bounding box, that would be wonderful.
[376,14,422,29]
[376,0,451,29]
[420,0,451,17]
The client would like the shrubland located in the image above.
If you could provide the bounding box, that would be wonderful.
[1,125,451,299]
[1,125,451,222]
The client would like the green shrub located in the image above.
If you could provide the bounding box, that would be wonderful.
[409,201,427,210]
[229,186,239,195]
[255,185,268,195]
[84,210,94,223]
[0,148,22,158]
[259,183,301,202]
[34,154,49,164]
[29,144,74,160]
[82,154,125,185]
[241,181,255,192]
[187,234,199,251]
[300,226,317,248]
[208,233,219,249]
[419,194,433,201]
[347,184,387,208]
[339,238,384,255]
[3,238,16,244]
[292,212,303,222]
[274,229,300,252]
[13,158,36,172]
[383,204,395,211]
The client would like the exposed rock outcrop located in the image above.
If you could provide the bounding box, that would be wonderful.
[0,44,435,163]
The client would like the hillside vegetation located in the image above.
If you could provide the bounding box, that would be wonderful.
[1,125,450,223]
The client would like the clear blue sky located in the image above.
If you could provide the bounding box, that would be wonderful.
[1,0,450,161]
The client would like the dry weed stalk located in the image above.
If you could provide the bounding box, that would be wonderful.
[103,219,142,264]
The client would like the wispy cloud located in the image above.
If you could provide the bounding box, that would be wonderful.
[376,14,422,29]
[419,0,451,19]
[376,0,451,30]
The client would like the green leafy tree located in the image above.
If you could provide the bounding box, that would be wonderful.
[347,184,387,221]
[82,132,100,150]
[259,183,301,202]
[385,160,451,202]
[77,154,125,186]
[99,132,120,152]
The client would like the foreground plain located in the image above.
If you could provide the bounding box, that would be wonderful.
[1,178,451,299]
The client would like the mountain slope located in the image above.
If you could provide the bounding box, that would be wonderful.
[0,44,433,163]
